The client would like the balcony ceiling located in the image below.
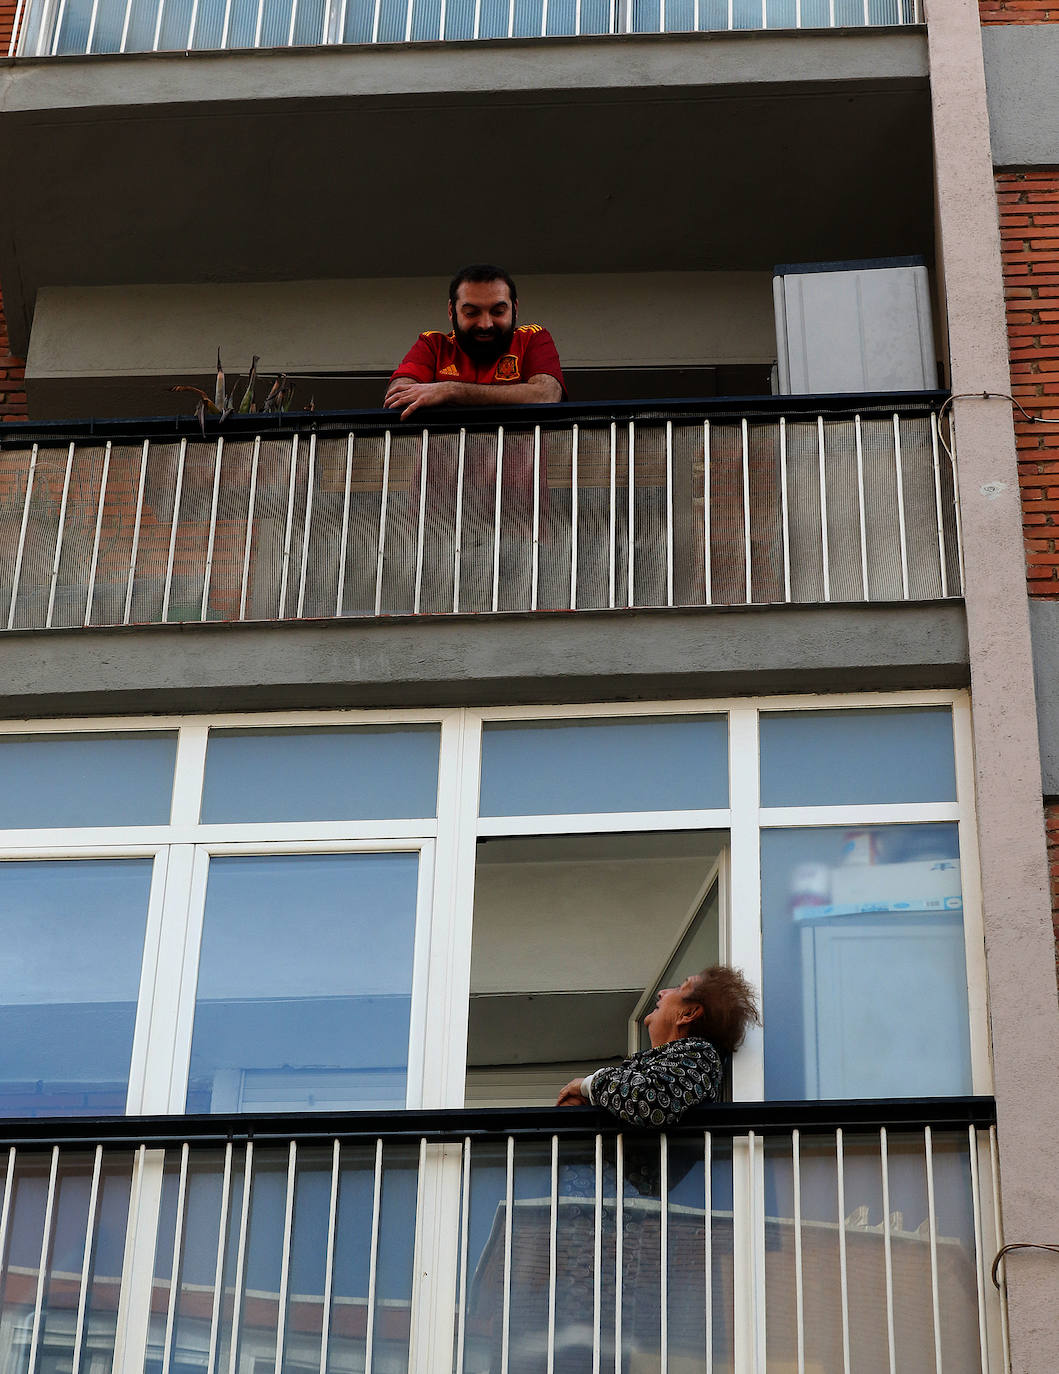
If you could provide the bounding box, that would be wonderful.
[0,29,932,352]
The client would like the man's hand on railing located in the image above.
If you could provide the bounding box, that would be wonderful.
[556,1076,589,1106]
[384,374,563,419]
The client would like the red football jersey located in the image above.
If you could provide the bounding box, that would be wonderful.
[391,324,567,397]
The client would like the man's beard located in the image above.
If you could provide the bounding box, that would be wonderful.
[453,319,516,364]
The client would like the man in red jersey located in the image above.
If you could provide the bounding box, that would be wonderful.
[384,265,566,420]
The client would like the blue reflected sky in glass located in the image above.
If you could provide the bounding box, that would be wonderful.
[186,853,419,1113]
[762,825,972,1100]
[759,707,956,808]
[479,716,728,816]
[0,732,176,829]
[0,859,154,1117]
[200,726,440,823]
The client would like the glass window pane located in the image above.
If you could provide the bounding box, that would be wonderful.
[0,858,154,1116]
[186,852,420,1113]
[762,824,972,1099]
[0,731,176,828]
[760,707,956,807]
[479,715,728,816]
[200,726,440,822]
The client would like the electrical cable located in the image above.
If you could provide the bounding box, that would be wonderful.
[937,390,1059,464]
[991,1242,1059,1290]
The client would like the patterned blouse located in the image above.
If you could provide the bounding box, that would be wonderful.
[585,1036,723,1127]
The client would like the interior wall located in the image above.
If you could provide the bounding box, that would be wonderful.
[26,272,778,385]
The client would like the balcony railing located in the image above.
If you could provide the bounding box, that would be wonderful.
[0,1098,1003,1373]
[0,396,960,634]
[8,0,921,60]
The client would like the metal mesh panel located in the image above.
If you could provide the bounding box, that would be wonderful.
[820,419,866,604]
[243,438,298,621]
[83,443,147,627]
[495,428,535,614]
[900,415,945,601]
[380,430,428,616]
[671,422,707,608]
[277,435,311,620]
[127,441,183,625]
[537,427,574,612]
[161,440,218,623]
[860,417,906,602]
[417,430,459,616]
[571,423,615,611]
[783,419,826,604]
[746,421,784,605]
[8,444,70,630]
[707,421,749,606]
[204,437,257,622]
[48,444,110,628]
[629,422,669,609]
[458,429,503,615]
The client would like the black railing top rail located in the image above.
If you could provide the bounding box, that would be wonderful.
[0,390,950,447]
[0,1096,995,1150]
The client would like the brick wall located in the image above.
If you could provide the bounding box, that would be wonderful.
[0,0,16,52]
[996,170,1059,596]
[0,293,28,423]
[981,3,1059,20]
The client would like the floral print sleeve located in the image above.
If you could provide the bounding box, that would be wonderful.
[587,1038,723,1127]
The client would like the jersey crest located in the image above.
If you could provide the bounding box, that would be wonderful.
[494,354,521,382]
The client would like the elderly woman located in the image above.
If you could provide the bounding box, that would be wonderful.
[556,965,759,1126]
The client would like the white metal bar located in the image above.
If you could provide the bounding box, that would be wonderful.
[491,428,504,614]
[893,415,910,599]
[403,0,412,44]
[277,434,300,618]
[693,0,698,30]
[547,1134,558,1374]
[414,430,429,614]
[624,0,630,33]
[371,0,381,42]
[924,1127,943,1374]
[828,0,834,27]
[288,0,300,44]
[453,428,466,614]
[608,0,614,32]
[84,0,101,51]
[455,1138,472,1374]
[200,437,224,622]
[880,1128,897,1374]
[70,1145,104,1374]
[989,1125,1010,1371]
[238,436,261,622]
[45,443,75,629]
[473,0,480,37]
[792,1129,804,1374]
[152,0,165,49]
[0,1147,15,1285]
[296,431,317,618]
[186,0,200,48]
[726,0,732,30]
[703,1132,712,1374]
[373,434,390,618]
[761,0,766,28]
[507,0,514,36]
[608,422,617,608]
[254,0,264,44]
[26,1146,60,1374]
[161,438,187,623]
[335,432,354,618]
[438,0,446,37]
[665,420,674,606]
[836,1129,851,1374]
[660,0,664,31]
[273,1142,298,1374]
[816,415,830,601]
[574,0,581,34]
[339,0,349,39]
[854,414,870,600]
[779,417,792,603]
[615,1132,624,1372]
[660,1133,669,1372]
[531,425,541,611]
[569,424,579,610]
[862,0,868,23]
[930,412,949,598]
[7,0,27,56]
[795,0,800,28]
[226,1142,254,1374]
[626,421,635,607]
[741,416,752,603]
[220,0,233,45]
[947,417,965,594]
[540,0,547,34]
[204,1142,234,1374]
[160,1143,191,1374]
[123,440,150,625]
[83,440,112,627]
[703,420,712,605]
[46,0,67,54]
[364,1138,384,1374]
[501,1135,515,1374]
[318,1140,341,1374]
[7,442,38,630]
[593,1133,602,1374]
[968,1126,990,1374]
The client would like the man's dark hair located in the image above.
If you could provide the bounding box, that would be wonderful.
[681,965,760,1056]
[449,264,518,309]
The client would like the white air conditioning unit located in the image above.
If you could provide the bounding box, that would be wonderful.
[773,256,936,395]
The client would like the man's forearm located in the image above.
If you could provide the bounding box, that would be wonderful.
[442,376,562,406]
